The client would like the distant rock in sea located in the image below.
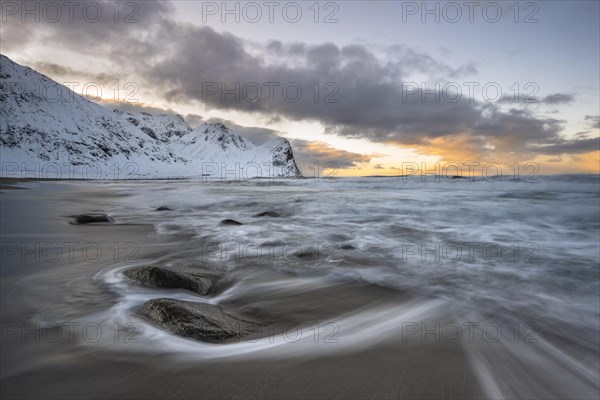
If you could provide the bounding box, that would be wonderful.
[70,214,112,225]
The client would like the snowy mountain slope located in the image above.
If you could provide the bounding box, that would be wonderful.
[171,123,301,177]
[113,110,192,142]
[0,55,301,179]
[0,55,188,177]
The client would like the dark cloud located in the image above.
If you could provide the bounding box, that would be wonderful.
[30,61,124,85]
[498,93,575,105]
[542,93,575,105]
[585,115,600,129]
[123,24,570,156]
[529,137,600,155]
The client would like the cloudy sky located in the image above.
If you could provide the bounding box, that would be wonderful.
[1,0,598,175]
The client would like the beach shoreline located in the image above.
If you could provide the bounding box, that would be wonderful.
[1,179,598,399]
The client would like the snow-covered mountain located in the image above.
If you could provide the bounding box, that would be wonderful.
[170,123,300,177]
[113,110,192,142]
[0,55,301,179]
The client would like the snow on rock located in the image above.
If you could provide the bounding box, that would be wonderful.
[0,54,302,179]
[171,123,301,178]
[113,110,192,142]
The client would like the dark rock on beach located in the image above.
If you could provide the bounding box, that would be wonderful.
[220,219,243,226]
[155,206,172,211]
[70,214,113,225]
[123,265,222,296]
[137,298,258,343]
[253,211,281,218]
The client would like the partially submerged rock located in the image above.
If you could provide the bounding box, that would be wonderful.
[138,298,258,343]
[123,265,222,295]
[70,214,112,225]
[155,206,172,211]
[253,211,281,218]
[220,219,243,226]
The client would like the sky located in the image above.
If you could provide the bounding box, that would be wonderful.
[1,0,599,175]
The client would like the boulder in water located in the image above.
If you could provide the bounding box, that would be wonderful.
[138,298,258,343]
[123,265,221,295]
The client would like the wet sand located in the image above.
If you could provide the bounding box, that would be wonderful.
[1,343,480,400]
